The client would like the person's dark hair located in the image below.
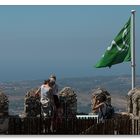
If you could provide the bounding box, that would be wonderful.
[96,93,107,103]
[44,79,50,85]
[49,80,55,87]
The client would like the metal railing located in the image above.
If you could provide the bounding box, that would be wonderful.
[6,116,140,135]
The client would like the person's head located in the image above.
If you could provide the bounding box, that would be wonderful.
[43,79,54,88]
[96,94,107,103]
[49,74,56,81]
[49,74,56,86]
[44,79,50,85]
[49,78,55,87]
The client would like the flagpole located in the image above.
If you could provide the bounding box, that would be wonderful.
[131,10,136,90]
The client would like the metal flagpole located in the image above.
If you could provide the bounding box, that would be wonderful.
[131,10,136,90]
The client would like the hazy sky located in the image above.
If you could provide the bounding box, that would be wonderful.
[0,6,140,81]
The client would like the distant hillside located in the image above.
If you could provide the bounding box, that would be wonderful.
[1,75,140,114]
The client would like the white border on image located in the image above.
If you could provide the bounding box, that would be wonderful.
[0,0,140,5]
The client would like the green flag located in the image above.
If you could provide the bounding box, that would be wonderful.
[95,18,131,68]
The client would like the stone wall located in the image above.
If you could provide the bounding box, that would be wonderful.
[22,87,77,118]
[0,91,9,134]
[127,88,140,117]
[0,91,9,116]
[23,88,41,117]
[59,87,77,118]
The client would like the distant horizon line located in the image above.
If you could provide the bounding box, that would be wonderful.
[1,74,140,83]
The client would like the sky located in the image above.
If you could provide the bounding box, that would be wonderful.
[0,5,140,81]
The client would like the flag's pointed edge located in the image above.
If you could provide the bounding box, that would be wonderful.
[94,65,112,69]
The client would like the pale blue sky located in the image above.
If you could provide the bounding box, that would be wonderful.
[0,6,140,81]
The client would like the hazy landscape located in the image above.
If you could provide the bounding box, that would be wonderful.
[1,75,140,115]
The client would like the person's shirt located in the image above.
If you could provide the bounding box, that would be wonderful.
[40,85,50,102]
[100,102,107,116]
[98,102,107,122]
[52,84,58,95]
